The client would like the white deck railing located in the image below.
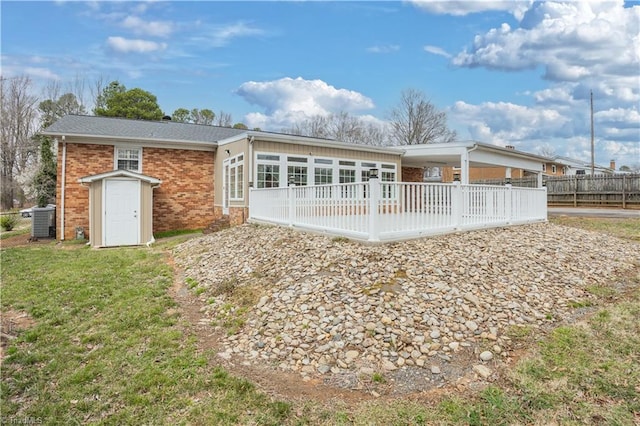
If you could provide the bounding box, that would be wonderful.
[249,180,547,242]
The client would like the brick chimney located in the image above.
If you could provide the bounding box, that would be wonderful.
[610,160,616,170]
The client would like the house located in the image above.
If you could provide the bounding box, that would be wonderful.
[440,147,617,183]
[549,156,616,176]
[43,115,547,247]
[43,115,407,246]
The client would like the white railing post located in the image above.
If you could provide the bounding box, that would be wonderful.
[451,181,462,229]
[368,177,380,242]
[288,183,296,227]
[505,183,513,224]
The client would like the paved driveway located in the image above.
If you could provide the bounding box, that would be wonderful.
[548,207,640,218]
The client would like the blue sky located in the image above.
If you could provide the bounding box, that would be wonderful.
[2,1,639,168]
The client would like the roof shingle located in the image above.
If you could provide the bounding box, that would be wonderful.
[42,115,246,144]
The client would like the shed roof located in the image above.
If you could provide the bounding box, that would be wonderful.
[78,169,162,186]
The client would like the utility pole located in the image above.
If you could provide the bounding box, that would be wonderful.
[590,90,595,175]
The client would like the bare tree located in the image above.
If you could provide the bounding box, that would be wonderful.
[215,110,233,127]
[388,89,456,145]
[537,143,557,158]
[0,76,39,209]
[283,112,390,145]
[327,111,363,144]
[358,120,389,146]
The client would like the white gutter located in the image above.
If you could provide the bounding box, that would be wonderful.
[248,135,255,188]
[60,136,66,241]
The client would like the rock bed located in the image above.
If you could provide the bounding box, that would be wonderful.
[173,222,639,387]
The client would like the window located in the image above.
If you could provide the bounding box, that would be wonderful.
[288,165,307,186]
[339,169,356,183]
[315,167,333,185]
[551,165,557,174]
[562,167,567,175]
[115,147,141,172]
[314,159,333,185]
[542,164,547,172]
[381,164,396,182]
[227,154,244,200]
[257,164,280,188]
[380,164,397,198]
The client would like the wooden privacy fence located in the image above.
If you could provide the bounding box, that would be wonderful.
[249,179,547,242]
[470,174,640,209]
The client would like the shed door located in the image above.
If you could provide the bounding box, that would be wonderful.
[104,179,140,246]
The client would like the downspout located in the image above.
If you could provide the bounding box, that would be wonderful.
[461,143,479,185]
[248,135,255,221]
[60,136,66,241]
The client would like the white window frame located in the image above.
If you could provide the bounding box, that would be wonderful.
[114,146,142,173]
[551,164,557,174]
[228,153,244,201]
[254,151,398,189]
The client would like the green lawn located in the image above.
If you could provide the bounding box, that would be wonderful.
[1,219,639,425]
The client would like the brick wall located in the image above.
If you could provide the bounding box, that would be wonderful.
[57,142,216,240]
[57,143,113,240]
[401,167,424,182]
[145,147,215,232]
[442,166,527,182]
[229,207,249,225]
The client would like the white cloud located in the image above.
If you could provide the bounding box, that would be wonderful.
[24,67,60,80]
[236,77,375,130]
[121,15,173,38]
[367,44,400,53]
[449,99,639,165]
[450,100,572,144]
[106,36,167,53]
[423,45,451,58]
[207,22,265,47]
[409,0,532,20]
[451,2,639,104]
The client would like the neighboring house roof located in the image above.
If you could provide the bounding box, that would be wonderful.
[78,169,162,186]
[551,155,613,172]
[43,115,246,144]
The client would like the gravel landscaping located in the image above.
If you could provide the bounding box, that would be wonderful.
[173,222,639,394]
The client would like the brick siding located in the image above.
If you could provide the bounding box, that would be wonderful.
[145,147,215,232]
[401,167,424,182]
[57,143,216,240]
[56,143,113,240]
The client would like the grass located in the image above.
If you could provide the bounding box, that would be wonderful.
[550,216,640,242]
[1,216,639,424]
[0,246,293,425]
[0,215,31,239]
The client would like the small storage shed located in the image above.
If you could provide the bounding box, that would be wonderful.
[78,170,161,247]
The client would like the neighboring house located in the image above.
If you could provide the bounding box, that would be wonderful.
[438,145,551,182]
[42,115,548,247]
[42,115,404,247]
[441,148,616,182]
[549,156,616,176]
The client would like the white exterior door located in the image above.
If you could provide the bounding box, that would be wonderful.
[104,179,140,246]
[222,159,230,215]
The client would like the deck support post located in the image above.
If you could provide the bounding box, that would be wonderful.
[505,183,513,224]
[288,183,296,227]
[451,181,462,230]
[368,177,380,242]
